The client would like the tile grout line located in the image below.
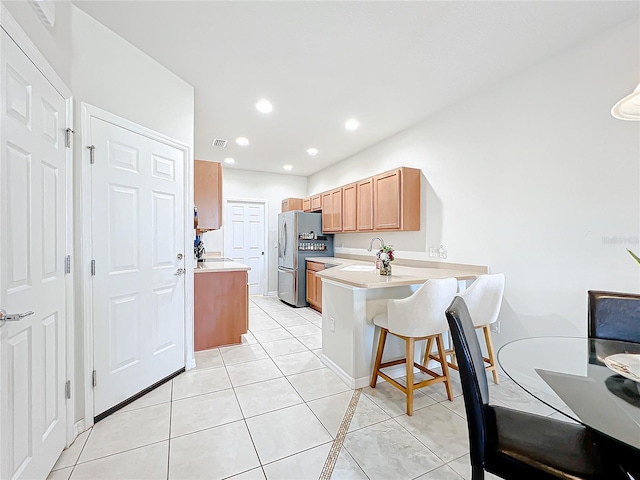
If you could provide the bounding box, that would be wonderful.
[166,381,174,480]
[318,388,362,480]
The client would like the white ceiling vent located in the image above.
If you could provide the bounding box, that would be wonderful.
[212,139,227,147]
[29,0,56,27]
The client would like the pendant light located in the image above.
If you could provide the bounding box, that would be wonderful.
[611,82,640,121]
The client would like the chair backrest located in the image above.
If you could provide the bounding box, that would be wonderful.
[446,296,490,469]
[588,290,640,343]
[387,277,457,337]
[458,273,505,327]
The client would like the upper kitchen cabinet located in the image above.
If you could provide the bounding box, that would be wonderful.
[356,177,374,231]
[282,198,304,212]
[322,188,342,232]
[195,160,223,230]
[304,194,322,212]
[373,167,420,231]
[341,183,357,232]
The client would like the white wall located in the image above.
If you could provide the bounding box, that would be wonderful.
[202,169,307,292]
[308,18,640,349]
[70,6,195,423]
[2,0,72,87]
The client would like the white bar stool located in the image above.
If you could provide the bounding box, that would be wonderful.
[425,273,505,384]
[370,277,458,415]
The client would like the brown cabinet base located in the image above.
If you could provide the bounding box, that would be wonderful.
[195,271,248,350]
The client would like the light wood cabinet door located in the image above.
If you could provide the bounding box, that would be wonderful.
[330,188,342,232]
[303,197,311,212]
[356,178,373,231]
[306,269,315,304]
[310,195,322,211]
[321,191,333,232]
[315,275,323,310]
[342,183,357,231]
[373,169,402,230]
[194,160,223,230]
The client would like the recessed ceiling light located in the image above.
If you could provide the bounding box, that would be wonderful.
[236,137,249,146]
[283,164,293,171]
[306,148,318,156]
[224,157,235,164]
[255,99,273,113]
[345,119,360,131]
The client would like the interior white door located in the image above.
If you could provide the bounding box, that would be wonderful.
[90,117,185,417]
[224,201,266,295]
[0,29,67,480]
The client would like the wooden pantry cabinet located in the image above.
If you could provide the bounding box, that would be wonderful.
[194,160,223,230]
[306,261,326,312]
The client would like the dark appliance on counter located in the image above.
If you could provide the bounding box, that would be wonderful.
[277,211,333,307]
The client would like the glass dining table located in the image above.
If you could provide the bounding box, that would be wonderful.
[498,336,640,452]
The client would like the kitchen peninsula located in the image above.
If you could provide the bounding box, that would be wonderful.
[311,256,487,388]
[194,259,250,350]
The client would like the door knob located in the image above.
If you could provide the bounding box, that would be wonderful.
[0,309,34,327]
[174,268,185,276]
[177,253,184,260]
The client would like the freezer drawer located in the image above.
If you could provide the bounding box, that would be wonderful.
[277,267,296,306]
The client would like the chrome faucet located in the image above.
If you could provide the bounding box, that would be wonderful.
[367,237,385,252]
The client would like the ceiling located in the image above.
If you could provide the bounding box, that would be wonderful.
[73,1,639,177]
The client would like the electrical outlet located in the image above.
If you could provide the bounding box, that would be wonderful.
[330,317,335,332]
[438,245,447,259]
[429,247,436,257]
[491,321,500,334]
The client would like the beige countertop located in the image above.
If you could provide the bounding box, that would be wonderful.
[309,255,486,288]
[195,259,251,273]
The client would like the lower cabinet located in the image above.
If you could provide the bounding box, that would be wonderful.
[306,261,326,312]
[194,270,248,350]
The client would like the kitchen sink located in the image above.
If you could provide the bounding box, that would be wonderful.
[341,264,376,272]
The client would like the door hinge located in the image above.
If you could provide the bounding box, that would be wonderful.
[65,380,71,399]
[65,128,74,148]
[87,145,96,164]
[92,370,97,388]
[65,255,71,274]
[91,260,95,276]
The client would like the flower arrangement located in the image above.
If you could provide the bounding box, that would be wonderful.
[377,244,395,262]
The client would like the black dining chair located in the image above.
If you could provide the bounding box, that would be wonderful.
[445,296,627,480]
[588,290,640,344]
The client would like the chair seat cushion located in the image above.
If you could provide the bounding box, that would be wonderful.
[373,313,388,329]
[489,405,608,478]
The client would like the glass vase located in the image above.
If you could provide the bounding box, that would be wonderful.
[379,261,391,276]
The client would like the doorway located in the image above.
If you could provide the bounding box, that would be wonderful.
[81,105,191,421]
[224,199,267,295]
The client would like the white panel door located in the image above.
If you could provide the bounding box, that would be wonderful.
[224,201,265,295]
[90,117,185,416]
[0,30,67,480]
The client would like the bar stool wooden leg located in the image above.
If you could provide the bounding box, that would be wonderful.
[370,328,388,388]
[422,337,434,367]
[483,325,499,384]
[436,333,454,401]
[406,337,415,416]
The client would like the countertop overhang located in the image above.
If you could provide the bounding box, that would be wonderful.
[195,260,251,273]
[308,256,486,288]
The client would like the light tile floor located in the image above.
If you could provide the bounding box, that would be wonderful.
[49,295,566,480]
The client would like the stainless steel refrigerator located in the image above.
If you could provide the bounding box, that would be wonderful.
[277,211,333,307]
